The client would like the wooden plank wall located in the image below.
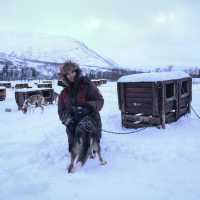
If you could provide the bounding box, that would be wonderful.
[0,88,6,101]
[178,78,192,117]
[37,83,52,88]
[124,82,154,115]
[118,77,192,128]
[15,83,30,89]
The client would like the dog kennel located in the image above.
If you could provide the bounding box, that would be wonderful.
[91,79,108,87]
[117,71,192,128]
[15,88,54,110]
[0,81,11,88]
[15,83,30,89]
[42,80,52,84]
[0,86,6,101]
[37,83,52,88]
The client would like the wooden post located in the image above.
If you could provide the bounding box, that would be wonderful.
[117,83,122,111]
[121,112,124,128]
[121,83,126,113]
[120,83,126,128]
[188,78,192,113]
[0,87,6,101]
[161,82,166,129]
[152,83,158,116]
[175,80,179,120]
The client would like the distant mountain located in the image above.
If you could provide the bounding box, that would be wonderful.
[2,32,196,80]
[0,32,123,79]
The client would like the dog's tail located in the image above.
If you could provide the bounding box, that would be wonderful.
[78,134,91,166]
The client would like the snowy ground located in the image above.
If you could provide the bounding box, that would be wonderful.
[1,80,200,200]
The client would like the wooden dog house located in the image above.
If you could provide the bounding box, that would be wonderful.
[15,83,30,89]
[15,88,54,110]
[0,81,11,88]
[37,83,52,88]
[91,79,107,87]
[117,71,192,128]
[0,86,6,101]
[101,79,107,84]
[57,79,107,87]
[42,80,52,84]
[91,79,102,86]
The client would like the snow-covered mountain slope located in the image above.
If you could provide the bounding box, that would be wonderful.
[0,32,120,75]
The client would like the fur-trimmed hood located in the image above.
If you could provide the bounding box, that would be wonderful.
[59,75,90,88]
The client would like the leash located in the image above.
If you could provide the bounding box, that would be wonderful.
[191,104,200,119]
[102,127,147,135]
[102,105,200,135]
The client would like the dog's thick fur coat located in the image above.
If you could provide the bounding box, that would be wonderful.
[68,115,106,173]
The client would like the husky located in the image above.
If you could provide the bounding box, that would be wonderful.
[68,115,107,173]
[53,91,59,104]
[22,94,46,113]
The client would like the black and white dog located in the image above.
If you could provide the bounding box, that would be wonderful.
[68,115,107,173]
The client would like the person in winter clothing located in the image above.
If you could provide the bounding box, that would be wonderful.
[58,61,104,152]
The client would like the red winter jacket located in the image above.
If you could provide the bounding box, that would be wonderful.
[58,76,104,131]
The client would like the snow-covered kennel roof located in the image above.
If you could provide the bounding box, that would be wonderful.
[118,71,190,83]
[15,88,52,92]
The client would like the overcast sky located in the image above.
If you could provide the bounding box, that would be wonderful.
[0,0,200,67]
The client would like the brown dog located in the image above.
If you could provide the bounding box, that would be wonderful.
[22,94,46,113]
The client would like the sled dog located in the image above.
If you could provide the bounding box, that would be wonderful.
[53,91,59,104]
[68,116,107,173]
[22,94,46,113]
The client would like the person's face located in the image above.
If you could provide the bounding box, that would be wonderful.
[65,69,76,82]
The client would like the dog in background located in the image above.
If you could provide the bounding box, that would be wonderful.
[53,91,59,104]
[22,94,46,113]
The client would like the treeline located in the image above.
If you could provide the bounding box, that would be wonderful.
[153,65,200,78]
[1,62,200,81]
[0,62,142,81]
[86,69,143,81]
[0,64,39,81]
[0,63,47,81]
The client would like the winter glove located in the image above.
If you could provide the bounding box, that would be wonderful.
[72,104,93,123]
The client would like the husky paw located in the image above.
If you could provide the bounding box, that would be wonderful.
[67,165,75,173]
[100,160,107,165]
[68,168,75,173]
[90,154,96,159]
